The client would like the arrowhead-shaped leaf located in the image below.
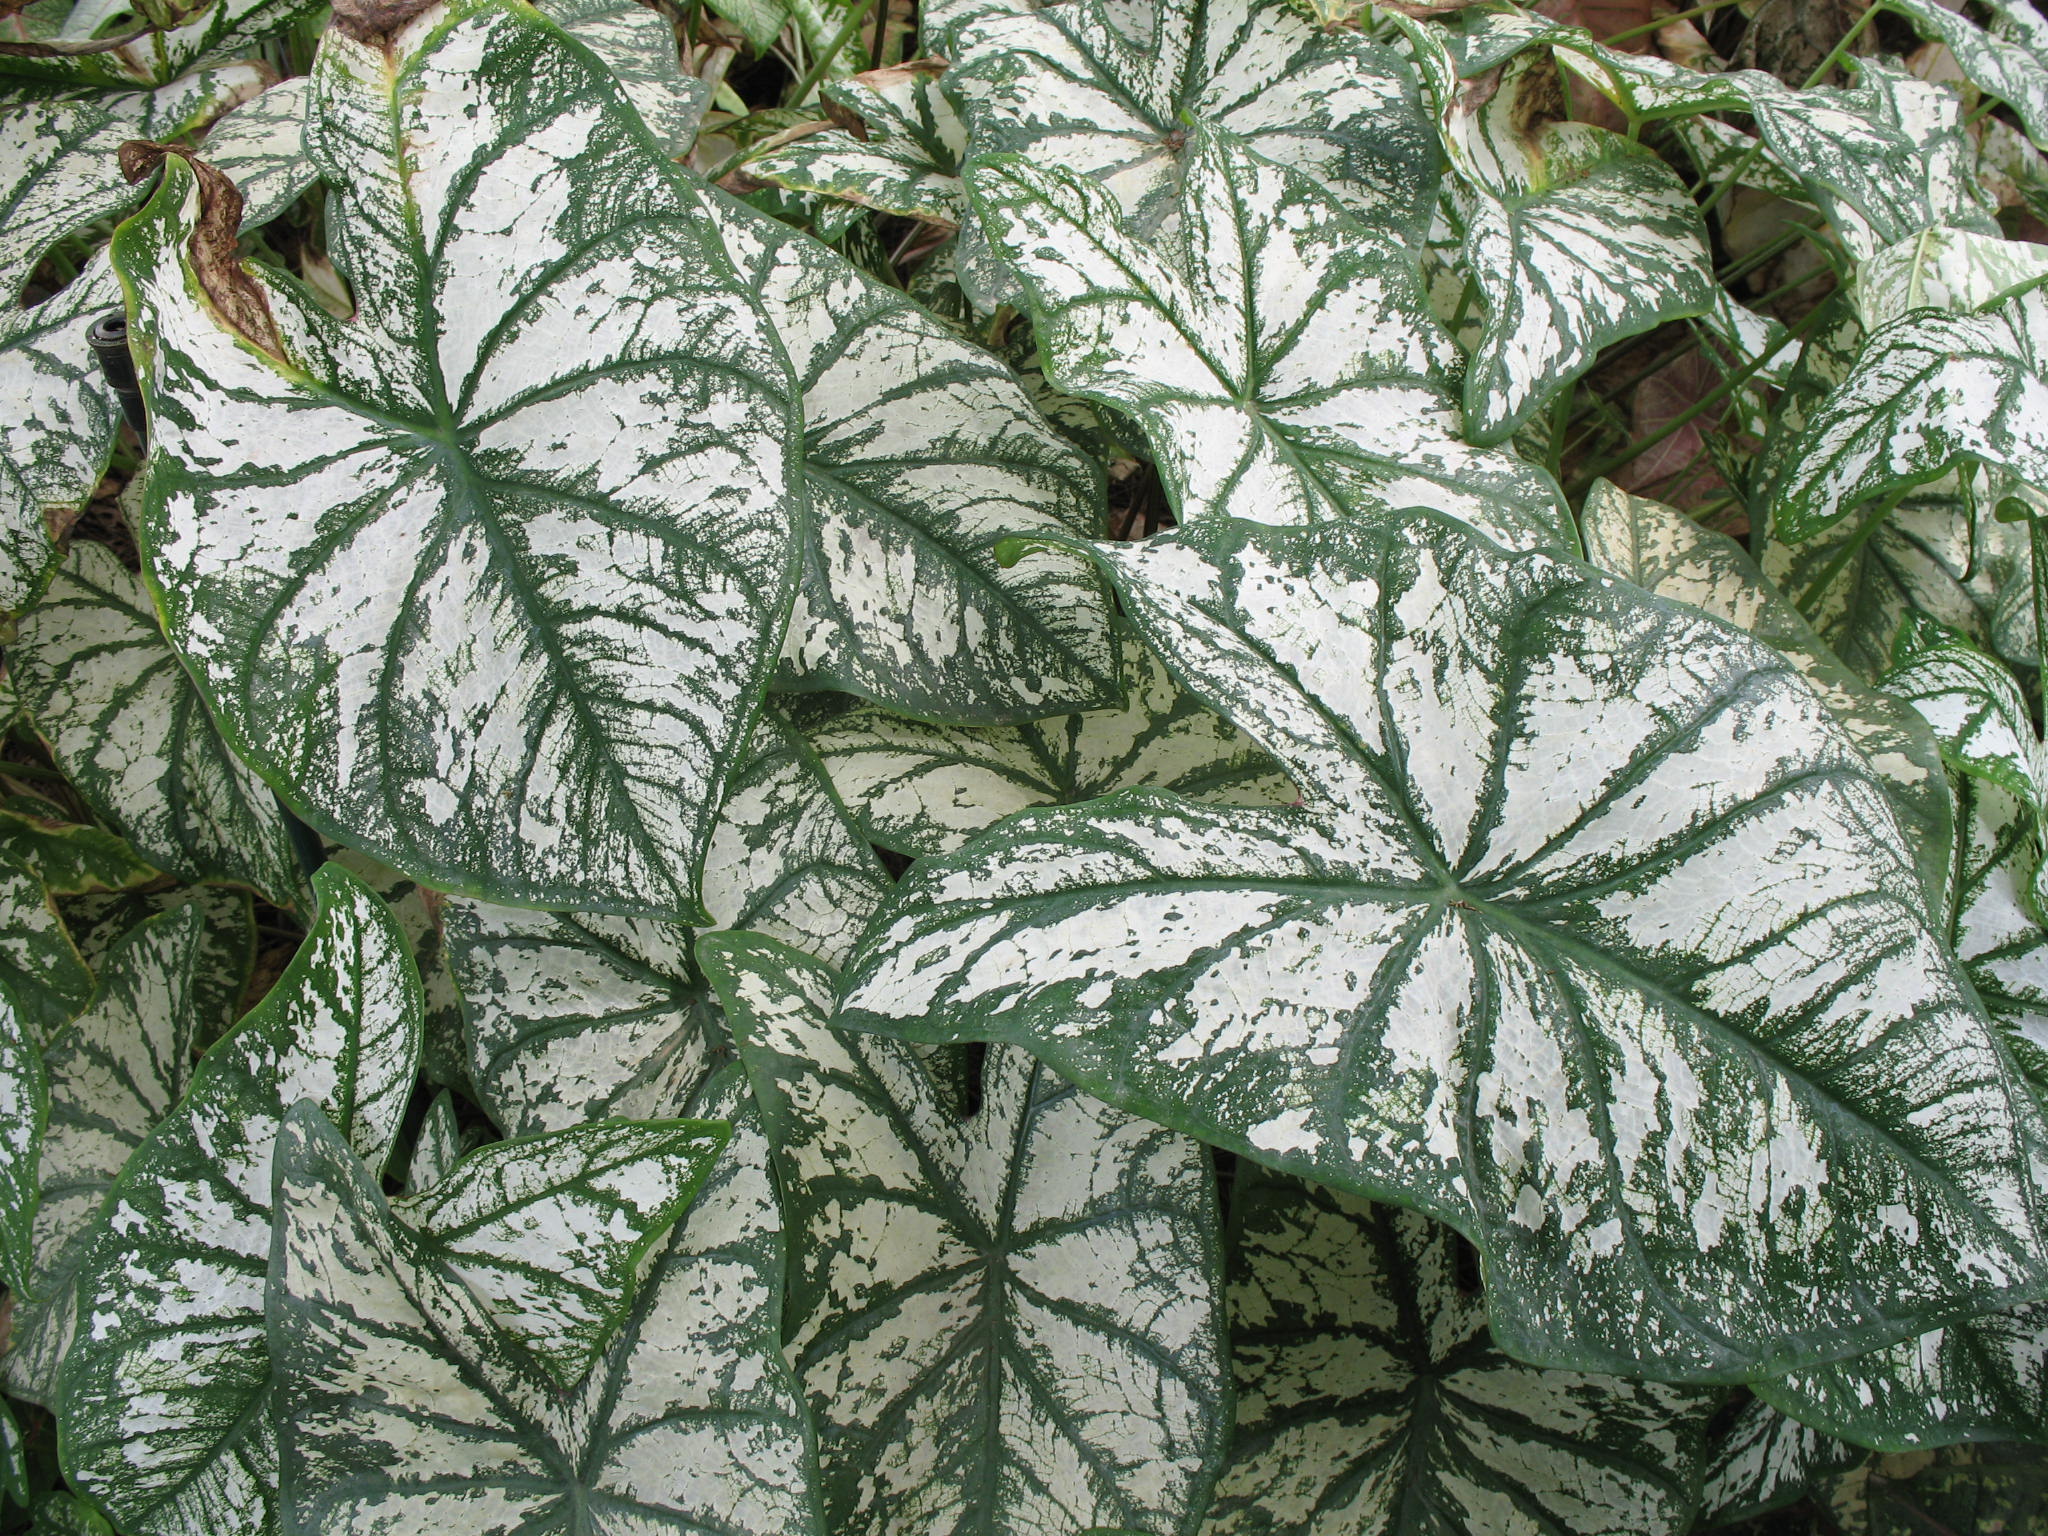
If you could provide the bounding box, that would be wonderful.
[56,863,423,1536]
[1205,1170,1716,1535]
[274,1071,827,1535]
[112,0,805,920]
[838,513,2048,1382]
[11,542,303,908]
[968,129,1570,552]
[3,904,207,1407]
[797,625,1293,858]
[705,930,1229,1536]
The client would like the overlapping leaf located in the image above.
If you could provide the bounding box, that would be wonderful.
[1697,1400,1867,1530]
[57,863,423,1536]
[797,625,1293,857]
[709,189,1117,722]
[0,794,161,896]
[194,77,314,228]
[114,0,803,919]
[1206,1170,1715,1535]
[11,541,303,907]
[3,904,206,1407]
[1951,777,2048,1095]
[539,0,707,155]
[0,979,47,1297]
[838,512,2048,1382]
[969,128,1570,551]
[934,0,1438,237]
[0,0,317,88]
[1886,0,2048,151]
[706,931,1229,1535]
[1580,480,1952,915]
[60,880,252,1045]
[0,849,92,1037]
[749,61,966,224]
[274,1070,827,1535]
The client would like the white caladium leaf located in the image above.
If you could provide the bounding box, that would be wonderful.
[1698,1399,1867,1529]
[388,1117,729,1387]
[1206,1170,1716,1536]
[837,513,2048,1382]
[936,0,1439,237]
[1886,0,2048,151]
[969,131,1571,553]
[1414,38,1714,445]
[0,793,161,896]
[323,846,469,1089]
[0,0,316,89]
[114,0,804,922]
[0,1397,23,1508]
[0,979,48,1297]
[705,930,1229,1535]
[404,1089,461,1194]
[710,193,1118,723]
[796,625,1294,858]
[0,849,93,1037]
[11,542,303,909]
[750,60,966,224]
[3,904,206,1408]
[538,0,708,155]
[1858,227,2048,332]
[1952,778,2048,1097]
[1883,616,2048,849]
[274,1070,828,1535]
[57,862,423,1536]
[61,880,254,1047]
[1580,480,1952,917]
[1772,284,2048,542]
[194,77,314,228]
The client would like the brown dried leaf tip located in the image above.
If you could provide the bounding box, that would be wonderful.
[330,0,442,44]
[119,141,285,363]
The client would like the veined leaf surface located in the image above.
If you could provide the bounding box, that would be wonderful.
[749,61,965,224]
[195,77,315,228]
[3,904,206,1408]
[705,931,1229,1536]
[1697,1400,1867,1529]
[274,1070,827,1535]
[113,0,804,920]
[1886,0,2048,151]
[0,0,317,88]
[539,0,707,155]
[56,863,423,1536]
[969,130,1570,552]
[12,542,303,908]
[1205,1170,1715,1536]
[838,513,2048,1381]
[1952,778,2048,1096]
[797,625,1292,858]
[404,1089,461,1194]
[0,849,93,1038]
[0,979,47,1298]
[0,794,161,897]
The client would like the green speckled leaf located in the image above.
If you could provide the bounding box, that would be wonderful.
[0,849,93,1038]
[1882,616,2045,821]
[0,980,48,1297]
[1952,777,2048,1097]
[750,61,965,223]
[539,0,707,155]
[1886,0,2048,151]
[0,0,315,89]
[1,1396,24,1508]
[837,513,2048,1382]
[56,863,423,1536]
[12,542,303,908]
[274,1070,827,1535]
[113,0,803,920]
[1580,480,1952,917]
[968,129,1570,552]
[1858,226,2048,332]
[706,930,1228,1536]
[2,904,206,1407]
[1205,1170,1715,1536]
[61,881,253,1046]
[797,625,1293,858]
[195,77,313,229]
[710,193,1117,723]
[937,0,1438,236]
[0,793,161,896]
[322,847,469,1090]
[404,1089,460,1194]
[1697,1399,1867,1529]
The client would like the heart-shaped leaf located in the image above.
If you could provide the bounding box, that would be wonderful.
[705,930,1229,1536]
[112,0,805,920]
[1205,1169,1716,1536]
[11,541,303,908]
[838,513,2048,1382]
[56,862,423,1536]
[969,128,1571,552]
[3,904,207,1407]
[274,1071,827,1535]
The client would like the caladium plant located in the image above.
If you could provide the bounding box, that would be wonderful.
[9,0,2048,1532]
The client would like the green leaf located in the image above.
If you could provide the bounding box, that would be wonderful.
[704,930,1229,1535]
[936,0,1438,237]
[0,793,162,896]
[968,130,1571,553]
[11,542,304,908]
[1885,0,2048,151]
[61,881,254,1047]
[1771,284,2048,543]
[0,0,319,89]
[750,61,966,224]
[0,850,94,1038]
[837,512,2048,1382]
[388,1116,729,1388]
[1,1396,24,1509]
[1952,777,2048,1099]
[28,1491,116,1536]
[322,847,470,1090]
[1205,1169,1716,1536]
[1697,1398,1867,1529]
[403,1088,460,1194]
[1882,616,2045,820]
[796,624,1294,858]
[538,0,708,156]
[1580,480,1953,918]
[0,979,49,1298]
[1858,227,2048,332]
[3,904,207,1408]
[195,78,315,229]
[707,192,1117,722]
[113,0,805,921]
[1410,36,1713,445]
[56,862,424,1536]
[273,1070,827,1535]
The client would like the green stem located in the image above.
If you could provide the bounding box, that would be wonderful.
[1600,0,1745,47]
[788,0,877,106]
